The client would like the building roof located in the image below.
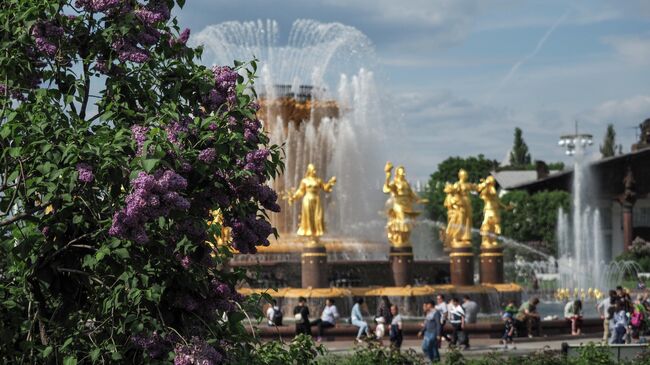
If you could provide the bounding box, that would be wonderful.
[509,148,650,198]
[491,170,560,190]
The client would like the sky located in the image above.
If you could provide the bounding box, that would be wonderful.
[174,0,650,182]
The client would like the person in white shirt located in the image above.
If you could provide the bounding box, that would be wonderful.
[311,298,339,341]
[266,299,281,326]
[435,294,450,342]
[448,297,467,349]
[597,290,617,342]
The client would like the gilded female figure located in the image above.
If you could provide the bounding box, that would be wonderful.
[477,175,511,247]
[288,164,336,238]
[383,162,426,246]
[452,169,476,246]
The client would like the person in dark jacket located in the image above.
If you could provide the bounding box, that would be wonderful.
[293,296,311,336]
[419,300,442,362]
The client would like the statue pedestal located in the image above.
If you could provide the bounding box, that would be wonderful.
[389,246,413,286]
[479,246,504,284]
[450,245,474,286]
[301,242,328,288]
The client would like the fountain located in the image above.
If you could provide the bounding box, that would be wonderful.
[193,19,521,315]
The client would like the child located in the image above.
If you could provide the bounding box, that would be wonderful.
[502,312,516,350]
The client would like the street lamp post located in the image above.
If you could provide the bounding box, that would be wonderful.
[558,121,593,155]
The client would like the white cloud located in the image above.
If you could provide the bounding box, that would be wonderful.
[588,95,650,123]
[603,34,650,65]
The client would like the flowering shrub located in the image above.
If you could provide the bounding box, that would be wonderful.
[0,0,286,363]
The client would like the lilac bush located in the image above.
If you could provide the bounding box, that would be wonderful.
[0,0,290,363]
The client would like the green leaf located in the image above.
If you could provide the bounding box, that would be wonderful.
[142,158,159,173]
[63,356,77,365]
[113,248,130,259]
[42,346,53,358]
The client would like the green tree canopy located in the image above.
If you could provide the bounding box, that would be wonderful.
[600,123,618,158]
[500,190,570,257]
[509,127,532,167]
[424,155,499,227]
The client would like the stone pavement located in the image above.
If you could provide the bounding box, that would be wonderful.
[319,333,605,358]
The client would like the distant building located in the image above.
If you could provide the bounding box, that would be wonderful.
[510,147,650,257]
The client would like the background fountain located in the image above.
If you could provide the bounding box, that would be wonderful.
[192,19,521,316]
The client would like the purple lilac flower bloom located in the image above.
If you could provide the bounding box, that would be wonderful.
[132,332,169,359]
[109,170,190,244]
[228,213,273,254]
[169,28,190,47]
[203,66,239,111]
[173,337,223,365]
[75,0,121,12]
[198,148,216,164]
[31,21,64,57]
[112,39,150,63]
[76,163,94,183]
[135,0,170,25]
[243,149,270,174]
[165,118,189,146]
[130,125,149,155]
[137,27,161,46]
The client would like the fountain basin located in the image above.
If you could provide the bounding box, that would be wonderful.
[239,284,522,317]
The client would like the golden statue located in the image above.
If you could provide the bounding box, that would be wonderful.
[442,182,461,250]
[287,163,336,239]
[383,162,426,247]
[207,209,232,254]
[443,169,476,247]
[477,175,511,247]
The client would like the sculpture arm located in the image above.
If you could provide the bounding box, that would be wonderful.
[290,180,306,203]
[323,176,336,193]
[383,162,394,194]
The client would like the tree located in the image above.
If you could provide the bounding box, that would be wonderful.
[0,1,314,363]
[600,124,618,158]
[509,127,531,167]
[500,190,570,257]
[424,155,499,227]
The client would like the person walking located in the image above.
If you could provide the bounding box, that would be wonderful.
[435,294,450,343]
[612,300,628,344]
[375,295,393,340]
[462,295,478,348]
[448,297,467,349]
[266,299,282,327]
[311,298,339,342]
[351,297,370,342]
[419,300,442,363]
[389,304,404,350]
[501,312,516,350]
[293,297,311,336]
[597,290,617,342]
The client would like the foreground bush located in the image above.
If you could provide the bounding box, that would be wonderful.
[0,0,289,363]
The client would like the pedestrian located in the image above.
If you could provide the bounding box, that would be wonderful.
[504,299,518,317]
[293,296,311,336]
[462,295,478,348]
[435,294,450,343]
[612,300,628,344]
[351,297,370,343]
[597,290,617,342]
[375,295,393,340]
[266,299,282,326]
[631,295,646,341]
[311,298,339,342]
[501,312,516,350]
[564,299,583,335]
[419,300,442,362]
[516,297,540,338]
[448,297,467,349]
[389,304,403,350]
